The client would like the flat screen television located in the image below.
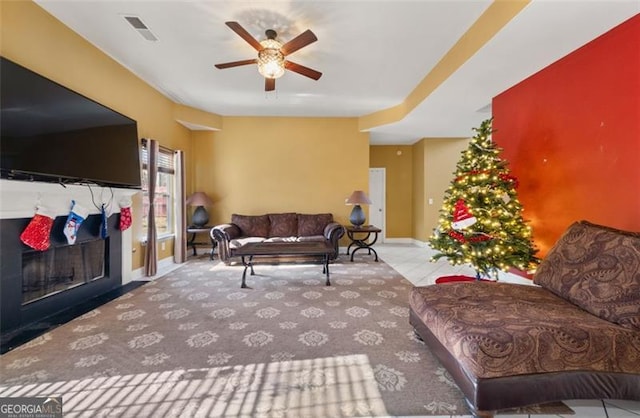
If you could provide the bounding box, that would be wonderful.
[1,57,142,189]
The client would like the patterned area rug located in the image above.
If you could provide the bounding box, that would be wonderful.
[0,255,572,417]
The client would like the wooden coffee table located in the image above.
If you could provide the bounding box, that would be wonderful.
[233,241,334,288]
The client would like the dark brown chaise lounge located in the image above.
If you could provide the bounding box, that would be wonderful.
[409,221,640,417]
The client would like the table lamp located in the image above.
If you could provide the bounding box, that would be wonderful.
[186,192,213,227]
[346,190,372,227]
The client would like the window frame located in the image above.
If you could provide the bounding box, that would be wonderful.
[140,142,176,240]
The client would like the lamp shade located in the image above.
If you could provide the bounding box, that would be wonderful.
[187,192,213,227]
[186,192,213,207]
[345,190,372,205]
[346,190,371,227]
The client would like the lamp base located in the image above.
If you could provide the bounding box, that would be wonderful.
[349,205,366,227]
[192,206,209,227]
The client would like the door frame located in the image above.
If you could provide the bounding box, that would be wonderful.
[369,167,386,242]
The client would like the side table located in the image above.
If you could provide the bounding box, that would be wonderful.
[345,225,381,262]
[187,226,217,260]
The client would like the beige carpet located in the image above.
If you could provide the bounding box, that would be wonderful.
[0,255,572,417]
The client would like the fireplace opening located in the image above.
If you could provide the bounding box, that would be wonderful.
[22,239,107,304]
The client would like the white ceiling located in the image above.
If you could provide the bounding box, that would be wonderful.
[35,0,639,145]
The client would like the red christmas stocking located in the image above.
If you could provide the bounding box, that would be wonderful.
[20,206,55,251]
[119,197,132,231]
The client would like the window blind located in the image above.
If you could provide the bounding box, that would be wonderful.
[141,140,175,174]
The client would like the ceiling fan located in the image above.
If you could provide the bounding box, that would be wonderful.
[215,21,322,92]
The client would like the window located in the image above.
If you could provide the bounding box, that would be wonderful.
[141,143,175,237]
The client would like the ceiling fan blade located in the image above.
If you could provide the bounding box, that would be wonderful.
[280,29,317,56]
[225,21,263,51]
[285,61,322,80]
[214,59,257,69]
[265,78,275,91]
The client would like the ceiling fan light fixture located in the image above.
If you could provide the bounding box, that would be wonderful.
[257,39,285,79]
[215,22,321,90]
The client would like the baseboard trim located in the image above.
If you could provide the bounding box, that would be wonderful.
[412,239,430,247]
[131,256,181,282]
[379,238,430,247]
[382,238,414,244]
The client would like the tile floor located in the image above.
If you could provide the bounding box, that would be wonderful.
[374,242,640,418]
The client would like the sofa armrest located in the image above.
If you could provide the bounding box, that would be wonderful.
[324,222,345,260]
[211,224,241,264]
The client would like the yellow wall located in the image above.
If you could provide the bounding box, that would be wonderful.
[412,140,427,241]
[412,138,469,241]
[370,139,468,243]
[191,117,369,229]
[369,146,413,238]
[1,1,193,269]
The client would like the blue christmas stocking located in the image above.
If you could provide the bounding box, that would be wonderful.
[63,200,89,245]
[100,204,108,239]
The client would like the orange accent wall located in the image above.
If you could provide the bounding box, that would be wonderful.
[492,14,640,256]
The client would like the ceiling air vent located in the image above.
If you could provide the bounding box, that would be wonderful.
[124,16,158,41]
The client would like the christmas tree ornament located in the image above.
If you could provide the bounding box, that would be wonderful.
[119,197,132,231]
[20,205,56,251]
[63,200,89,245]
[451,199,477,230]
[448,230,466,243]
[499,173,519,188]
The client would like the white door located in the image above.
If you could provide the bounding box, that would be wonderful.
[369,168,385,241]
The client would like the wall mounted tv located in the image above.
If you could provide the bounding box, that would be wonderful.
[1,57,142,189]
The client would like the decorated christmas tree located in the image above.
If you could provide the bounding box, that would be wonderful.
[429,118,539,279]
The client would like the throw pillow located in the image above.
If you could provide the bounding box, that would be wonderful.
[231,214,270,238]
[533,220,640,331]
[268,213,298,237]
[297,213,333,237]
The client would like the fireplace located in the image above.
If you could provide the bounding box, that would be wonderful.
[22,238,106,304]
[0,210,125,335]
[0,179,136,338]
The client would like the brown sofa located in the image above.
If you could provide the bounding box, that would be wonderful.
[211,212,345,263]
[409,220,640,417]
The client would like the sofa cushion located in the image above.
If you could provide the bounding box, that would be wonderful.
[229,236,265,249]
[231,214,270,238]
[268,213,298,237]
[297,213,333,237]
[533,220,640,331]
